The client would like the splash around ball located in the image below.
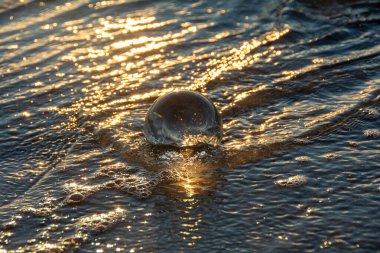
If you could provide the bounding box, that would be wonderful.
[144,91,223,147]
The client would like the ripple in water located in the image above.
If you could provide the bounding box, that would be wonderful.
[144,91,223,147]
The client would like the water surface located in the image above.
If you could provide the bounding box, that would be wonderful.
[0,0,379,252]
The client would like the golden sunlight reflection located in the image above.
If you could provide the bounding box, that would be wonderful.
[275,44,380,84]
[178,197,203,247]
[122,27,289,104]
[59,17,214,120]
[162,150,219,197]
[96,27,289,110]
[7,207,126,253]
[189,28,288,91]
[60,21,289,119]
[163,166,206,248]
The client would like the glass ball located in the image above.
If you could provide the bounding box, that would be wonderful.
[144,91,222,147]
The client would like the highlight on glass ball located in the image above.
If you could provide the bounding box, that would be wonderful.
[144,91,223,147]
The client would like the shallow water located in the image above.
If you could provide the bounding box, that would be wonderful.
[0,0,379,252]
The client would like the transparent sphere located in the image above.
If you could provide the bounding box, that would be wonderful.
[144,91,223,147]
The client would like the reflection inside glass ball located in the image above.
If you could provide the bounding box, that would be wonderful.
[144,91,223,147]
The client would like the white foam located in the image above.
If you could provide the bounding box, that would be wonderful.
[275,175,307,188]
[363,129,380,138]
[76,208,126,233]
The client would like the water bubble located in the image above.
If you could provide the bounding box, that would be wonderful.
[363,129,380,139]
[158,151,183,161]
[67,193,85,203]
[103,181,116,188]
[361,107,379,120]
[295,156,311,162]
[322,153,340,160]
[275,175,307,188]
[77,208,126,234]
[20,207,55,217]
[348,141,359,147]
[144,91,222,147]
[3,220,17,230]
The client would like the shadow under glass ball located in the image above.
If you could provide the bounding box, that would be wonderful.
[144,91,223,147]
